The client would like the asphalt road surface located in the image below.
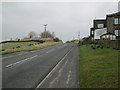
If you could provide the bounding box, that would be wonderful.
[2,43,79,89]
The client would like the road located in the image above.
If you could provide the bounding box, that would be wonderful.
[2,43,79,89]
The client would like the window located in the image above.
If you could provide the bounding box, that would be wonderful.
[115,30,119,36]
[114,18,120,25]
[98,24,104,28]
[114,18,118,24]
[106,35,109,38]
[94,28,107,39]
[101,36,105,39]
[92,31,94,34]
[119,18,120,24]
[113,36,116,40]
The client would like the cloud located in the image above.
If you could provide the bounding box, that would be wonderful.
[2,2,118,41]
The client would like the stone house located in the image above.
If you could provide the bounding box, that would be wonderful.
[90,12,120,40]
[106,12,120,39]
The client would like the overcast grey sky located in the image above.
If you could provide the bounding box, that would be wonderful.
[2,2,118,42]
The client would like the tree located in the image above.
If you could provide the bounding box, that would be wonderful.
[40,31,54,38]
[28,32,36,38]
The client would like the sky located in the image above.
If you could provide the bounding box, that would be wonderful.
[1,1,119,42]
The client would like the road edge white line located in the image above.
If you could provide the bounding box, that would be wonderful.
[35,46,73,89]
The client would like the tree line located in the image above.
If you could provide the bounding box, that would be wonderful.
[28,31,60,42]
[28,31,55,38]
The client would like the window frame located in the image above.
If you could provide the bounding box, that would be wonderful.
[114,18,120,25]
[115,30,119,36]
[97,24,104,28]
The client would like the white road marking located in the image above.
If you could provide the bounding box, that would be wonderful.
[35,47,73,89]
[49,59,69,88]
[66,70,71,84]
[31,51,36,53]
[36,56,66,88]
[5,55,38,68]
[2,56,13,59]
[46,49,55,54]
[2,52,29,60]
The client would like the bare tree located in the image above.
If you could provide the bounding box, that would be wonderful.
[40,31,54,38]
[28,32,36,38]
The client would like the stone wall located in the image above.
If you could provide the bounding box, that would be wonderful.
[99,40,120,50]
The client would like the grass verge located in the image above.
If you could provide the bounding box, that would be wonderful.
[1,42,61,55]
[79,44,118,88]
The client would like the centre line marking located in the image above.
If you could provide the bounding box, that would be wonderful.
[5,55,38,68]
[2,56,13,59]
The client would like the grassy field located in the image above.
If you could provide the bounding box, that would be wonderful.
[0,41,61,55]
[79,44,119,88]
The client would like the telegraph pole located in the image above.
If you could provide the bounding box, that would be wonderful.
[44,24,47,38]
